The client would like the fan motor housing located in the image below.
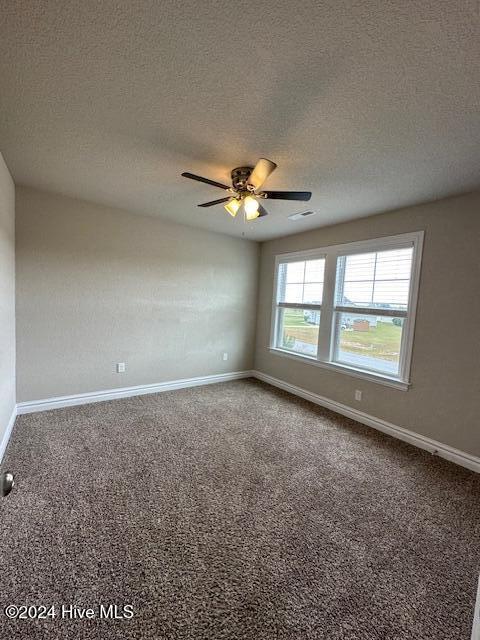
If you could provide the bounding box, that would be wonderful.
[231,166,253,193]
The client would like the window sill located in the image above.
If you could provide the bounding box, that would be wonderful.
[268,347,410,391]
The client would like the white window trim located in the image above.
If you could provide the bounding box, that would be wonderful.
[269,231,424,391]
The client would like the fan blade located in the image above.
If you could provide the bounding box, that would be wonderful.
[248,158,277,190]
[181,172,229,190]
[198,197,231,207]
[257,204,269,217]
[263,191,311,201]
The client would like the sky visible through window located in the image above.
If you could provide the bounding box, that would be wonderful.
[277,259,325,305]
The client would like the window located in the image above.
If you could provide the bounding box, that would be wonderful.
[270,232,423,388]
[274,256,325,357]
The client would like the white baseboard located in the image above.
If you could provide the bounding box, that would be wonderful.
[472,575,480,640]
[16,370,254,415]
[252,370,480,474]
[0,406,17,464]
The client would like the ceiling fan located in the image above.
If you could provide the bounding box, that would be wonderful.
[181,158,311,221]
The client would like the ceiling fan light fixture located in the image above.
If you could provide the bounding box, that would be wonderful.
[224,198,241,217]
[181,159,311,223]
[244,195,260,220]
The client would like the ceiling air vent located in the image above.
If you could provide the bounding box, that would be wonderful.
[288,210,317,221]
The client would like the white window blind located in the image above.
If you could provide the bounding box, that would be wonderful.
[335,248,414,312]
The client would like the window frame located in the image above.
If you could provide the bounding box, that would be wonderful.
[269,231,424,391]
[272,250,326,358]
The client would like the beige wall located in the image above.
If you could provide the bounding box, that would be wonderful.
[254,191,480,458]
[0,153,15,445]
[16,187,259,401]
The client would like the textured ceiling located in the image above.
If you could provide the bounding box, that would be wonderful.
[0,1,479,241]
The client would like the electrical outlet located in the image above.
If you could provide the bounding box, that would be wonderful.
[222,352,228,361]
[116,362,126,373]
[355,389,362,401]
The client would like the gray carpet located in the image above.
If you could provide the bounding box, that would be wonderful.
[0,378,478,639]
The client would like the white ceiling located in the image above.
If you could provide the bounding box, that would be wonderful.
[0,1,479,241]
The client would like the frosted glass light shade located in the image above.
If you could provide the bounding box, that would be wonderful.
[224,198,241,217]
[244,195,260,220]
